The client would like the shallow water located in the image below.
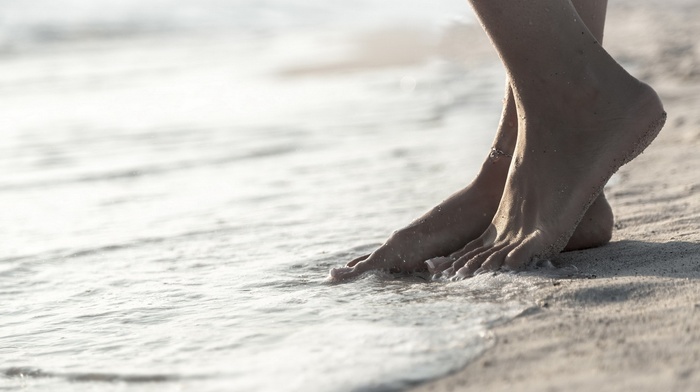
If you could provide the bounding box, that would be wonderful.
[1,1,532,391]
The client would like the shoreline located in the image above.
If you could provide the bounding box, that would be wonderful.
[412,1,700,390]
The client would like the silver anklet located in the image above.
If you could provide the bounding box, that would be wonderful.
[489,147,513,160]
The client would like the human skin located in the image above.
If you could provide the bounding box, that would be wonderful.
[433,0,665,279]
[329,0,664,281]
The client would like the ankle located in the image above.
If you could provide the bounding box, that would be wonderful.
[474,157,508,198]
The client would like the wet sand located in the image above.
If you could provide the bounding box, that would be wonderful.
[411,1,700,390]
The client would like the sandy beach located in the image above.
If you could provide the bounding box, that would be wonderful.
[410,0,700,390]
[2,0,698,390]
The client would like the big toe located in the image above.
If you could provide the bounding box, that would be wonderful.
[504,237,540,270]
[425,257,453,275]
[346,254,370,267]
[328,266,361,282]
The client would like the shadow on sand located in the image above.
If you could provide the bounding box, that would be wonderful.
[558,239,700,279]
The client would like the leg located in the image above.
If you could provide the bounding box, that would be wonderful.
[445,0,665,279]
[329,0,617,282]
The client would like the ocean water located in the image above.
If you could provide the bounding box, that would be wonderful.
[1,1,532,391]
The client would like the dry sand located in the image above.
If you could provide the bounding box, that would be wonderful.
[410,1,700,391]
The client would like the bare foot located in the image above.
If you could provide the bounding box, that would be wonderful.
[329,127,614,282]
[330,154,509,281]
[329,0,622,283]
[328,75,622,282]
[441,77,665,279]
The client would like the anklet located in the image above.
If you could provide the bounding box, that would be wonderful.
[489,147,513,160]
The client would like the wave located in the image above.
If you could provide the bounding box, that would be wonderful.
[0,224,245,266]
[0,142,301,192]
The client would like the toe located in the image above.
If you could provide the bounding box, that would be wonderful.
[479,243,517,272]
[503,237,538,270]
[450,247,486,274]
[346,254,369,267]
[446,225,497,264]
[425,256,454,274]
[329,254,379,281]
[328,266,360,281]
[440,265,456,279]
[447,237,484,261]
[455,244,508,279]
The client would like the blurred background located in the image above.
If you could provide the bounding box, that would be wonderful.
[0,0,504,259]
